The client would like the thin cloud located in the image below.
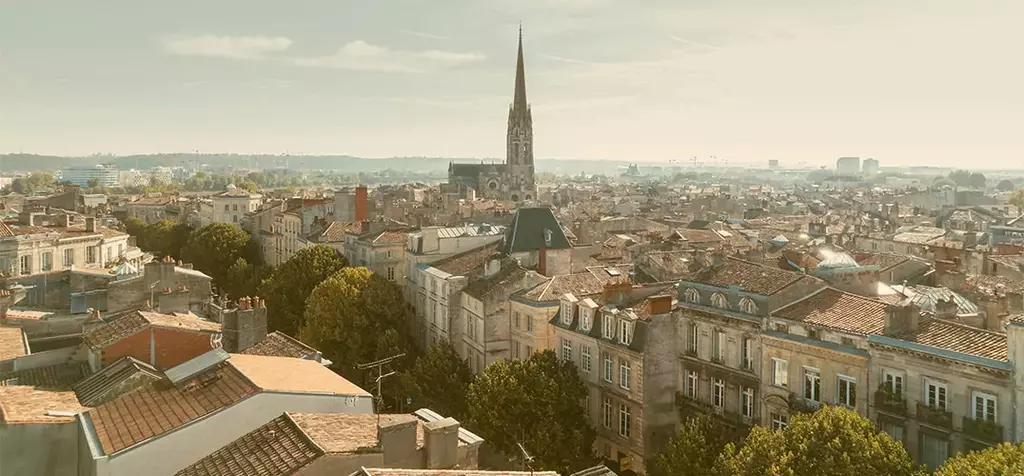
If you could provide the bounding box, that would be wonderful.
[400,29,450,41]
[294,40,486,73]
[161,35,292,60]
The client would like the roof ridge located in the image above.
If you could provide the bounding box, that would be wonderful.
[284,412,329,456]
[930,317,1008,337]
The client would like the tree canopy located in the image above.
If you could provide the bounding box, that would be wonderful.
[1009,188,1024,215]
[402,339,473,421]
[715,405,920,476]
[123,218,191,260]
[996,179,1016,192]
[181,223,256,293]
[467,350,595,474]
[259,244,348,336]
[300,267,416,407]
[935,442,1024,476]
[650,415,739,476]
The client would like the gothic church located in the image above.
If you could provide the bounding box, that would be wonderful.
[446,28,536,201]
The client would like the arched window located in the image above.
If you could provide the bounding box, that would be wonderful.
[739,298,758,314]
[711,293,728,309]
[685,288,700,304]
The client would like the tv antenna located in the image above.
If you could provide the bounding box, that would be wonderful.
[517,442,535,476]
[357,353,406,423]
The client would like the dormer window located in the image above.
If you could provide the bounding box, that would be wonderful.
[544,228,553,247]
[580,308,591,331]
[603,313,615,339]
[739,298,757,314]
[561,302,573,325]
[711,293,728,309]
[685,288,700,304]
[619,319,634,345]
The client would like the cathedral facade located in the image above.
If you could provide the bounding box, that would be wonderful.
[447,29,536,202]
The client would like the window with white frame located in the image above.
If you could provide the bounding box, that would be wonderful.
[804,368,821,402]
[580,307,591,331]
[603,354,613,382]
[837,375,857,407]
[711,293,728,309]
[925,379,948,411]
[739,297,757,314]
[561,302,573,325]
[19,255,31,275]
[770,412,789,430]
[64,249,74,266]
[712,378,725,408]
[619,404,631,438]
[685,371,698,399]
[685,287,700,303]
[42,252,53,272]
[603,398,612,428]
[687,322,699,354]
[602,315,614,339]
[619,358,631,390]
[387,267,395,281]
[561,338,573,361]
[526,315,533,333]
[772,358,788,388]
[741,387,755,418]
[741,337,753,370]
[972,391,997,422]
[883,370,904,395]
[712,330,725,362]
[581,346,592,372]
[619,320,633,345]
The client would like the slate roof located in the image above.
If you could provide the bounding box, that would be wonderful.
[503,207,571,254]
[0,361,91,389]
[174,413,321,476]
[681,257,818,296]
[894,318,1008,361]
[240,331,319,359]
[772,287,890,335]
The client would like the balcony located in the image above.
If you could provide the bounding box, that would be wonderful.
[789,393,821,414]
[915,402,953,429]
[683,348,698,358]
[873,387,907,416]
[962,417,1004,443]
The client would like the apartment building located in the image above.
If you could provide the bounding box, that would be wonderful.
[676,252,825,435]
[551,281,677,475]
[346,228,415,282]
[211,186,262,226]
[0,213,133,277]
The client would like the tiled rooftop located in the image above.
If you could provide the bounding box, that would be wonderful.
[681,257,816,296]
[74,356,163,407]
[175,413,321,476]
[227,353,370,396]
[518,271,615,303]
[82,311,221,349]
[0,361,91,389]
[240,331,318,359]
[319,221,362,242]
[854,252,910,270]
[290,412,390,452]
[0,386,86,424]
[0,327,27,361]
[773,287,890,335]
[895,318,1008,361]
[432,241,502,277]
[356,470,559,476]
[88,362,259,454]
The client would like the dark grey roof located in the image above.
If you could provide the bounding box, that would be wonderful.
[73,356,162,406]
[503,207,571,254]
[166,348,230,385]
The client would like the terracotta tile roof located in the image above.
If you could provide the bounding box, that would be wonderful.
[290,412,387,452]
[174,413,321,476]
[681,257,817,296]
[518,270,618,303]
[773,287,890,335]
[432,241,502,277]
[895,318,1008,361]
[129,196,174,206]
[88,362,259,454]
[319,221,362,242]
[82,311,221,350]
[854,252,910,270]
[0,222,13,237]
[240,331,319,359]
[74,356,162,407]
[364,229,411,244]
[0,386,86,424]
[0,361,91,389]
[0,327,27,361]
[227,354,370,396]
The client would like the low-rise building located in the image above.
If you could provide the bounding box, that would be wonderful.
[211,186,262,227]
[0,213,133,277]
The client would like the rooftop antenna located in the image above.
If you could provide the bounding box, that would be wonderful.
[357,353,406,425]
[517,441,535,476]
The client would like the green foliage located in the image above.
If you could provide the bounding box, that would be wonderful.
[300,267,416,407]
[259,244,347,336]
[181,223,254,293]
[223,257,272,299]
[650,415,737,476]
[6,172,54,195]
[1009,188,1024,215]
[402,340,473,421]
[715,405,920,476]
[467,350,595,474]
[122,218,191,260]
[935,442,1024,476]
[949,170,986,189]
[996,179,1016,192]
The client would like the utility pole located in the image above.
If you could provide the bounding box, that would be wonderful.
[357,353,406,423]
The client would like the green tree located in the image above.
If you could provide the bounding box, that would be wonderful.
[402,340,473,420]
[650,415,737,476]
[1009,188,1024,215]
[181,223,252,292]
[467,350,595,474]
[259,244,347,336]
[935,442,1024,475]
[969,172,987,189]
[949,169,972,187]
[996,179,1016,192]
[300,267,415,405]
[716,405,921,476]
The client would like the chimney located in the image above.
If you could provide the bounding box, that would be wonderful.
[647,294,673,316]
[602,280,633,306]
[378,416,419,465]
[424,417,460,469]
[484,255,502,277]
[355,186,368,222]
[85,217,96,233]
[884,302,920,336]
[935,295,958,318]
[221,297,268,352]
[964,233,978,249]
[61,214,72,228]
[538,247,547,276]
[710,248,727,268]
[18,212,35,226]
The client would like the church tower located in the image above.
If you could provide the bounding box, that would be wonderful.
[506,26,535,198]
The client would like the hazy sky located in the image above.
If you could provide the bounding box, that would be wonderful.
[2,0,1022,167]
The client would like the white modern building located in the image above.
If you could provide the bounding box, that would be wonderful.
[58,165,119,188]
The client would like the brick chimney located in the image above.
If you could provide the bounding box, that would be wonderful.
[884,302,920,336]
[602,280,633,306]
[424,417,460,469]
[85,217,96,233]
[355,185,368,222]
[647,294,673,316]
[222,296,268,352]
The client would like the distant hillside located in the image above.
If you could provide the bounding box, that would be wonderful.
[0,153,654,176]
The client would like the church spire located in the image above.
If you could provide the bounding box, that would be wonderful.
[513,24,528,111]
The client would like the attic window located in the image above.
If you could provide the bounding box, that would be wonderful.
[544,228,553,247]
[605,267,622,277]
[685,288,700,304]
[619,320,634,345]
[739,298,757,314]
[711,293,728,309]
